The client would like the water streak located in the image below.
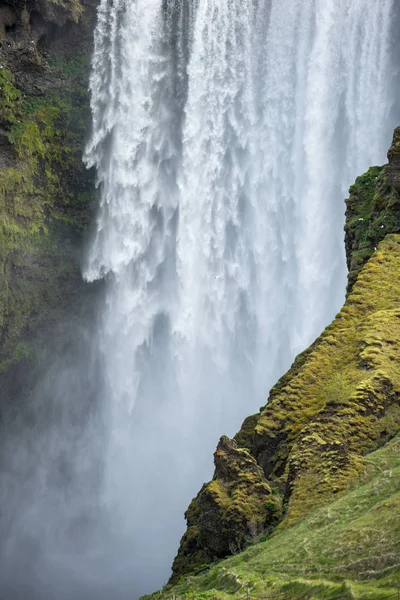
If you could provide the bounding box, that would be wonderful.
[82,0,397,594]
[81,0,397,594]
[0,0,397,598]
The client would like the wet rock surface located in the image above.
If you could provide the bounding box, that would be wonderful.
[0,0,97,400]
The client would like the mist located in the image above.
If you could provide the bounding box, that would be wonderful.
[0,0,399,598]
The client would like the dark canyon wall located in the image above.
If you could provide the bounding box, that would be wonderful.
[0,0,97,402]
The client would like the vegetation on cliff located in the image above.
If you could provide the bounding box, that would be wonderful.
[167,130,400,592]
[344,126,400,294]
[345,170,400,293]
[172,436,282,579]
[0,0,96,387]
[1,4,399,597]
[146,434,400,599]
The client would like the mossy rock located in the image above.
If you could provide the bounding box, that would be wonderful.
[172,231,400,580]
[388,126,400,192]
[344,128,400,294]
[170,436,282,582]
[0,5,96,390]
[255,235,400,513]
[148,435,400,600]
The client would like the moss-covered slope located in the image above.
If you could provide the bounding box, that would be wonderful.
[169,130,400,585]
[148,434,400,600]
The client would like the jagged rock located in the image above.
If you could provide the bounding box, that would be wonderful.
[170,435,281,582]
[37,0,83,27]
[171,132,400,579]
[388,126,400,192]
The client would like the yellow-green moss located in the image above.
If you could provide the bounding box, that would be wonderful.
[148,436,400,600]
[170,436,281,582]
[253,235,400,524]
[233,413,259,450]
[0,61,94,372]
[172,229,400,580]
[388,127,400,158]
[0,70,21,123]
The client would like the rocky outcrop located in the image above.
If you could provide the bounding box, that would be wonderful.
[388,126,400,193]
[171,436,282,582]
[148,435,400,600]
[0,0,97,398]
[0,0,96,80]
[344,128,400,293]
[170,131,400,583]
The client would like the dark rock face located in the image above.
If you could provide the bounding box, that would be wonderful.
[0,0,96,82]
[388,126,400,193]
[0,0,97,399]
[170,131,400,584]
[170,436,281,583]
[344,128,400,294]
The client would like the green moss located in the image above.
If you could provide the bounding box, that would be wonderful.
[47,54,90,79]
[0,57,94,370]
[345,165,400,292]
[170,437,280,582]
[388,127,400,158]
[147,436,400,600]
[172,230,400,581]
[252,235,400,524]
[46,0,84,22]
[0,70,21,124]
[233,414,259,450]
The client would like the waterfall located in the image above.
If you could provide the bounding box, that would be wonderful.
[81,0,397,595]
[0,0,398,598]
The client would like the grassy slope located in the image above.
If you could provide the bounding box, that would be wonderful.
[160,232,400,596]
[172,234,400,581]
[148,434,400,600]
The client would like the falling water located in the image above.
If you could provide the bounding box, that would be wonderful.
[81,0,397,594]
[0,0,398,598]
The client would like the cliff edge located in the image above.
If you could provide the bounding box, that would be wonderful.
[162,129,400,599]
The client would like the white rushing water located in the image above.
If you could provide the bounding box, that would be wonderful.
[0,0,398,598]
[80,0,397,595]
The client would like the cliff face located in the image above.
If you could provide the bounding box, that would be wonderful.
[170,129,400,584]
[0,0,97,399]
[344,131,400,293]
[2,6,400,597]
[149,434,400,600]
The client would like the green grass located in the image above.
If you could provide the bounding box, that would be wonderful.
[148,435,400,600]
[172,236,400,581]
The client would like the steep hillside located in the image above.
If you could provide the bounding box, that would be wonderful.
[147,434,400,600]
[164,129,400,593]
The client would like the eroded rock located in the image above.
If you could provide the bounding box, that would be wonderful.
[170,436,281,582]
